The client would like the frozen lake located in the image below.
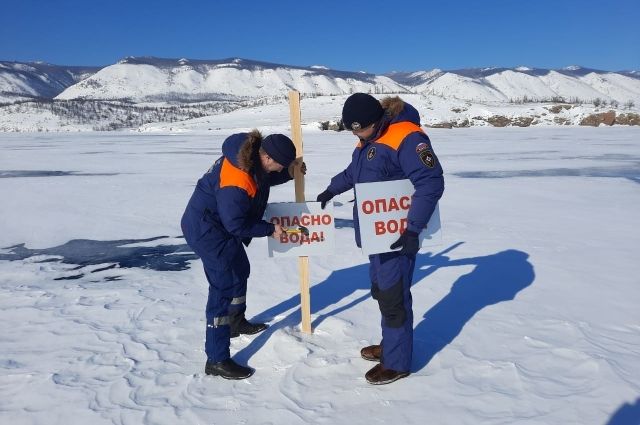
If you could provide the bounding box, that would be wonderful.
[1,127,639,425]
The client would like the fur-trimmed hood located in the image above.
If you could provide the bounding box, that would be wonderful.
[381,96,405,119]
[380,96,421,126]
[221,130,262,172]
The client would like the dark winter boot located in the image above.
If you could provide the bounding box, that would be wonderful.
[230,318,268,338]
[365,363,409,385]
[360,344,382,362]
[205,359,254,380]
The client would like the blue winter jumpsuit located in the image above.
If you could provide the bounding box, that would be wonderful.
[325,99,444,372]
[181,133,292,362]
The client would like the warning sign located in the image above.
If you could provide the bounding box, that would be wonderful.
[264,202,335,257]
[355,179,442,255]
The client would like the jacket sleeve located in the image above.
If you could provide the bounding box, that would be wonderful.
[268,168,293,187]
[327,150,357,195]
[397,133,444,233]
[217,186,275,238]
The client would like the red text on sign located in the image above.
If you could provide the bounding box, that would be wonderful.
[279,231,326,245]
[374,218,408,235]
[270,215,333,227]
[361,196,411,214]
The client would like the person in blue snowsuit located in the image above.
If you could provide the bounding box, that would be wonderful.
[181,130,301,379]
[316,93,444,385]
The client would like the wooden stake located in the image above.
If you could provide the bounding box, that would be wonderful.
[288,90,312,334]
[288,91,305,202]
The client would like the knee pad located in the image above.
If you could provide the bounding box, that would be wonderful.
[373,279,406,328]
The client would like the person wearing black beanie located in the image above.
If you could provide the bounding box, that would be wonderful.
[261,134,297,169]
[316,94,445,385]
[181,130,305,380]
[341,92,385,135]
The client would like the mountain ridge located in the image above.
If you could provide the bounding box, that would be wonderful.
[2,56,639,105]
[1,57,639,131]
[0,61,101,102]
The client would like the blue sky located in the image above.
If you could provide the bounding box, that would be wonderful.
[1,0,638,73]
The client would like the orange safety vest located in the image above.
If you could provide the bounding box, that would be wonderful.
[375,121,424,150]
[219,158,257,198]
[356,121,424,150]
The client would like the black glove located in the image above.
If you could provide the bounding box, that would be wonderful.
[316,190,334,209]
[390,230,419,255]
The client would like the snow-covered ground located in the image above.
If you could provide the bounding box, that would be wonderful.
[136,94,640,134]
[2,93,638,133]
[1,125,639,425]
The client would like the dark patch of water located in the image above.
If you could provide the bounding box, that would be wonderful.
[0,236,199,280]
[0,170,119,178]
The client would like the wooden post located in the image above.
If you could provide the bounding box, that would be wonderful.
[288,90,312,334]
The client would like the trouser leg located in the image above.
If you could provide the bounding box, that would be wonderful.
[203,265,234,362]
[369,251,416,372]
[227,247,250,330]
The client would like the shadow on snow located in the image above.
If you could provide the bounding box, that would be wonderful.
[235,242,535,373]
[605,398,640,425]
[2,237,537,374]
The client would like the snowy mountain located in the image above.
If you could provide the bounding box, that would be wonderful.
[55,57,408,102]
[51,57,640,106]
[1,57,639,131]
[394,66,640,104]
[2,57,639,106]
[0,61,99,103]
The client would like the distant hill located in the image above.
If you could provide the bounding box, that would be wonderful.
[387,66,640,104]
[55,57,407,103]
[0,61,100,103]
[1,57,638,131]
[2,57,638,105]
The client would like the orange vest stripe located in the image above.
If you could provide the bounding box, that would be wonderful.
[376,122,424,150]
[219,158,257,198]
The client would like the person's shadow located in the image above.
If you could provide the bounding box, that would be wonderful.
[411,245,535,371]
[605,398,640,425]
[234,242,535,373]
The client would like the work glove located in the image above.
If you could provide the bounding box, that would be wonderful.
[316,190,334,209]
[288,158,307,178]
[390,230,420,255]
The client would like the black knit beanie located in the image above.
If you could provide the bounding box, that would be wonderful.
[342,93,384,131]
[261,134,296,167]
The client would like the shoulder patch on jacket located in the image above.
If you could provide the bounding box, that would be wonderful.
[376,122,424,150]
[417,145,435,168]
[219,158,257,197]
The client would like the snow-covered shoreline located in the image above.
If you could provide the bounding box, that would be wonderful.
[2,93,638,133]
